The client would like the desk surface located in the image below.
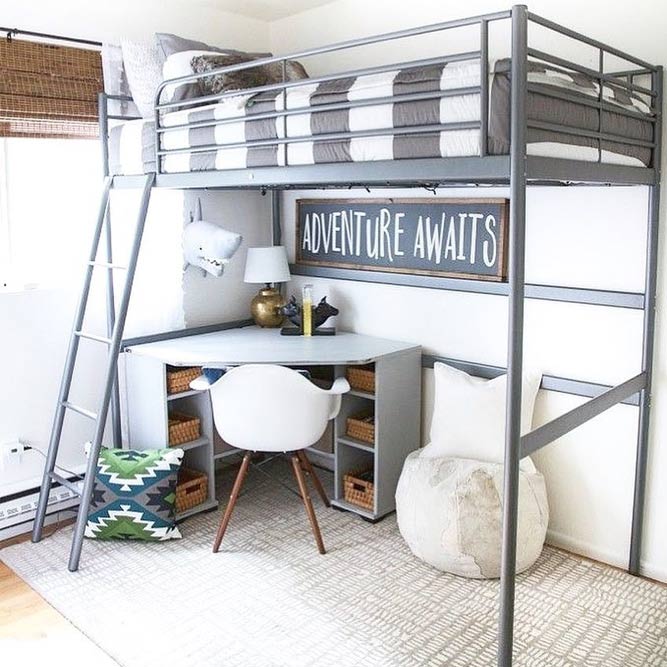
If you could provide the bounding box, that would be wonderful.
[126,326,420,367]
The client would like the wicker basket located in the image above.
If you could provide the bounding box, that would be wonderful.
[175,468,208,513]
[168,411,201,446]
[166,366,202,395]
[344,469,374,510]
[346,411,375,445]
[346,364,375,394]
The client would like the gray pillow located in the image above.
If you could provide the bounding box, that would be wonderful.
[155,32,271,60]
[155,33,272,104]
[191,54,308,97]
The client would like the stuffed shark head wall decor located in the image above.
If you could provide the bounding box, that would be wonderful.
[183,200,243,277]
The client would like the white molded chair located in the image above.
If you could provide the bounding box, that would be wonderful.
[200,364,349,555]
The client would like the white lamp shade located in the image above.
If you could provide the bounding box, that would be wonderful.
[243,246,291,284]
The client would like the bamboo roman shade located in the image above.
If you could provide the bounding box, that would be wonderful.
[0,38,102,139]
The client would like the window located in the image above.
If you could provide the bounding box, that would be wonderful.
[0,38,102,140]
[0,137,102,291]
[0,35,103,291]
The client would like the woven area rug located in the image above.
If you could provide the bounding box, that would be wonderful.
[2,460,667,667]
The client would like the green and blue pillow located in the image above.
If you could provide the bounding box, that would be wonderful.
[85,447,183,541]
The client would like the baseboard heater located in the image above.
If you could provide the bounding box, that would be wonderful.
[0,477,83,541]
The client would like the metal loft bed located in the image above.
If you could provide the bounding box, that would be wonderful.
[32,6,662,667]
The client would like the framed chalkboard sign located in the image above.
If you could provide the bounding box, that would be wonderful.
[295,198,509,282]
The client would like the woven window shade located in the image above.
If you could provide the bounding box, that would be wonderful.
[0,38,102,139]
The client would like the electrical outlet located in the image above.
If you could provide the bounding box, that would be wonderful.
[0,439,25,471]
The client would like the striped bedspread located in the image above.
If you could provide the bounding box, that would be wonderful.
[108,58,654,176]
[111,59,482,175]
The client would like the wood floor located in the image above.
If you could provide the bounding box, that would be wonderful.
[0,550,118,666]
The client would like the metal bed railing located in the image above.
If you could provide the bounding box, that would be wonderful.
[98,93,141,179]
[152,10,503,172]
[143,7,660,178]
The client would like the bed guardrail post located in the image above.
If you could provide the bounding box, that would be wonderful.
[597,49,604,164]
[629,65,663,576]
[480,19,489,156]
[499,6,528,667]
[154,85,162,176]
[282,59,288,167]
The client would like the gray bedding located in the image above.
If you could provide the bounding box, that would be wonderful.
[489,59,653,167]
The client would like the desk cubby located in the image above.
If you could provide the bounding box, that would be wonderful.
[331,351,421,521]
[123,354,218,520]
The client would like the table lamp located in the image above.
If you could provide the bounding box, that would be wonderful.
[244,246,291,327]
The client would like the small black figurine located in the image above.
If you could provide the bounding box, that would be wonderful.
[281,295,339,329]
[281,295,300,324]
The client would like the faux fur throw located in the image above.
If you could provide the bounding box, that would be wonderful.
[191,54,308,96]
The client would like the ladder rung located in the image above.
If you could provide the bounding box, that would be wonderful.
[75,331,112,344]
[49,472,82,496]
[88,261,127,270]
[62,401,98,421]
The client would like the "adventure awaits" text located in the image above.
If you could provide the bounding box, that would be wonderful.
[296,200,508,280]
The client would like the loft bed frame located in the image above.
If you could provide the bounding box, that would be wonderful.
[33,6,662,667]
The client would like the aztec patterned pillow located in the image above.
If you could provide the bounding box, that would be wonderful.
[85,447,184,541]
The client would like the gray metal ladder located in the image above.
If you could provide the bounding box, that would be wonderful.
[31,173,155,571]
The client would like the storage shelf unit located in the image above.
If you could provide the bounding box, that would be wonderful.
[333,351,421,521]
[124,353,218,519]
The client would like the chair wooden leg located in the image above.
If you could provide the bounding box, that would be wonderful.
[212,452,252,553]
[296,450,330,507]
[290,454,326,555]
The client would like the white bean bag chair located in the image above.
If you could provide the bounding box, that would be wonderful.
[396,450,549,579]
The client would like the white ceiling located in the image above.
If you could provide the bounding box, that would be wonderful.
[193,0,337,21]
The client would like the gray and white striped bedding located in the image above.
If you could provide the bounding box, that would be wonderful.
[108,58,654,176]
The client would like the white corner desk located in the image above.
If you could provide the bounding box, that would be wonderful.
[123,325,421,522]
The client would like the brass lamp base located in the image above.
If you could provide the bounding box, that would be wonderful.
[250,286,285,328]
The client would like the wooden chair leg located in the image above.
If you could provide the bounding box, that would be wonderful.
[296,450,330,507]
[212,452,252,553]
[290,454,326,555]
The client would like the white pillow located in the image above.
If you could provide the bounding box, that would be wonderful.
[121,39,165,118]
[100,43,140,118]
[425,362,542,468]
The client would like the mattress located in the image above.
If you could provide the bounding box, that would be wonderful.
[108,58,654,176]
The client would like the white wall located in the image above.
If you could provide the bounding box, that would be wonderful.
[270,0,667,581]
[0,1,271,493]
[182,191,272,327]
[0,0,270,47]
